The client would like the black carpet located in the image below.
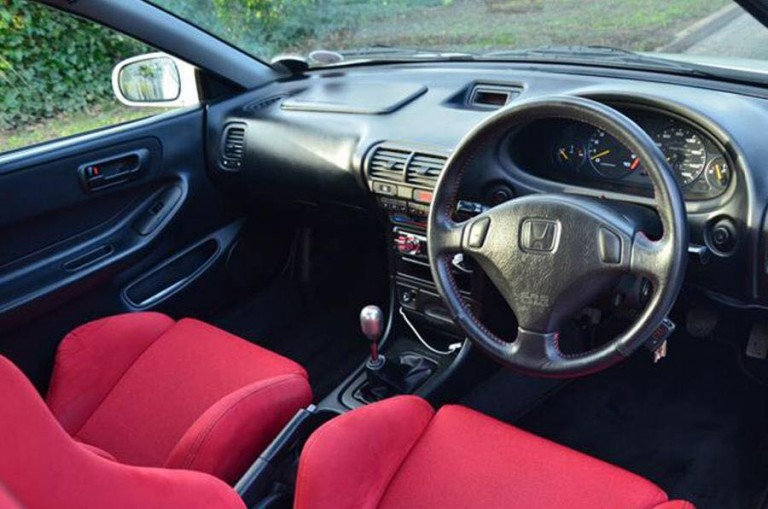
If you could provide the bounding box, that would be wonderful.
[490,333,768,509]
[214,281,369,399]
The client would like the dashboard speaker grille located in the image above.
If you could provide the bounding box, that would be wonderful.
[243,94,285,112]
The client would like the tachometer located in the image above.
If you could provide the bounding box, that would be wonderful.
[653,125,707,186]
[587,129,640,179]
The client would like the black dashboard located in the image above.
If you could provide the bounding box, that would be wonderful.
[206,61,768,307]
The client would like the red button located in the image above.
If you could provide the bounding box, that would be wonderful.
[412,189,433,204]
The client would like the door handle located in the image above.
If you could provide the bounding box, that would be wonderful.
[79,149,149,191]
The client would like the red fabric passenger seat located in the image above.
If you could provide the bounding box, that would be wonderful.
[44,312,312,484]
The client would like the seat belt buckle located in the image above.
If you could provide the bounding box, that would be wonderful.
[645,317,675,363]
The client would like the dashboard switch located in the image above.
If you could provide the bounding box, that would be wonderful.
[412,189,433,204]
[373,182,397,196]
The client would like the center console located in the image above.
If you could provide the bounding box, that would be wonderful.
[316,143,507,411]
[369,143,478,332]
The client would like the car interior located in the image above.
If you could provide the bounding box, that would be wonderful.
[4,1,768,508]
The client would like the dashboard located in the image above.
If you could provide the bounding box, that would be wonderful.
[206,61,768,306]
[509,108,733,201]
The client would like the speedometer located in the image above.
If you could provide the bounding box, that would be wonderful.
[653,124,707,186]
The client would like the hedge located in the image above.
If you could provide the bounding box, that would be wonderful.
[0,0,145,129]
[0,0,448,130]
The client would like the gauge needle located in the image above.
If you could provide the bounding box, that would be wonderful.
[630,158,640,171]
[590,149,610,160]
[559,148,569,160]
[714,163,723,180]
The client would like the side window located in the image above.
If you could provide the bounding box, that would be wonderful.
[0,0,195,155]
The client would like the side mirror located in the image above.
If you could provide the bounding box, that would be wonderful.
[112,52,199,108]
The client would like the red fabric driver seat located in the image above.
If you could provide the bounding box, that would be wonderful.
[295,396,696,509]
[42,312,311,484]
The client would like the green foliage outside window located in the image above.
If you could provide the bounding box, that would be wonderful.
[0,0,145,129]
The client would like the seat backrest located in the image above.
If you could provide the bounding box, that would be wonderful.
[0,356,244,509]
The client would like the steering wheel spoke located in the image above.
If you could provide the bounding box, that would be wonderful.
[509,328,564,367]
[430,216,466,256]
[630,232,672,285]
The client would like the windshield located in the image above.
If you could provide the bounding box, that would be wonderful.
[148,1,768,70]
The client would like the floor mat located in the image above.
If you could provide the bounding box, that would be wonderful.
[473,333,768,509]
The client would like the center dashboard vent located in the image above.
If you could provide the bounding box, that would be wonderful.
[368,147,410,182]
[219,123,246,171]
[367,145,448,189]
[407,153,445,187]
[468,84,522,110]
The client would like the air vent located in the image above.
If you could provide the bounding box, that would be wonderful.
[368,147,410,182]
[407,153,446,188]
[219,123,246,171]
[469,84,522,110]
[243,94,285,112]
[367,145,447,189]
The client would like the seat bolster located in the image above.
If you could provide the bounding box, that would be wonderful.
[76,440,117,462]
[0,356,245,509]
[294,396,435,509]
[164,373,312,484]
[46,312,175,434]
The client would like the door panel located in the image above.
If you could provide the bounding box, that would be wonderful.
[0,109,244,391]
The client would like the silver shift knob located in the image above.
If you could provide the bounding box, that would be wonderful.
[360,305,384,342]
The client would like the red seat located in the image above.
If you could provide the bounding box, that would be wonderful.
[43,312,312,484]
[0,355,244,509]
[295,396,695,509]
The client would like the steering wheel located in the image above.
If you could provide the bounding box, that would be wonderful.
[428,96,688,377]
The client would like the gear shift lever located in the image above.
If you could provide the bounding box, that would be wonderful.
[360,305,384,368]
[358,305,437,403]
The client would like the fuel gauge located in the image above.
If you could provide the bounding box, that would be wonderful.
[705,157,731,192]
[553,143,585,171]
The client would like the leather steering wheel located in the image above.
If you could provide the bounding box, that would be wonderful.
[428,96,688,377]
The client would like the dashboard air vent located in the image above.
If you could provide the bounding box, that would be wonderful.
[367,144,448,189]
[469,84,522,110]
[219,123,246,171]
[368,147,410,182]
[407,153,447,188]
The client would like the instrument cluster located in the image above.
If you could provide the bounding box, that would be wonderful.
[510,109,732,200]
